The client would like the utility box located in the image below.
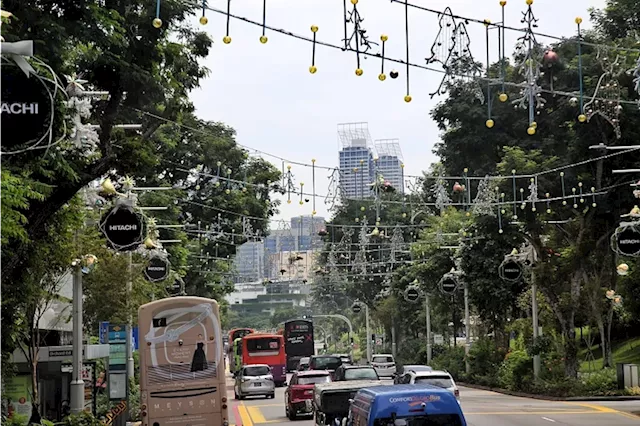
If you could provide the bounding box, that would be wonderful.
[616,363,639,389]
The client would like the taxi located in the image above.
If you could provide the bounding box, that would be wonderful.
[344,384,467,426]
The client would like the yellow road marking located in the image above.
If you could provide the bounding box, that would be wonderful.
[563,401,640,421]
[251,404,283,408]
[247,406,267,424]
[238,405,253,426]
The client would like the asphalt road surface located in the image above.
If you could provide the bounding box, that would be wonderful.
[227,375,640,426]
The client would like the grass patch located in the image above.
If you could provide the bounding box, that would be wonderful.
[578,336,640,372]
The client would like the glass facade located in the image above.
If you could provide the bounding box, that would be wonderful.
[339,146,375,199]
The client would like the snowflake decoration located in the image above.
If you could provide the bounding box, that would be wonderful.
[526,178,539,203]
[432,180,452,212]
[389,225,405,264]
[583,48,624,138]
[472,176,498,216]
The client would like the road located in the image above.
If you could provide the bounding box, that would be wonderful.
[227,374,640,426]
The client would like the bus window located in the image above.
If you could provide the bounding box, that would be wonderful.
[246,337,280,352]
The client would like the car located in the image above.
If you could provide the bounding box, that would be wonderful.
[234,364,275,400]
[395,370,460,399]
[309,355,342,379]
[370,354,396,378]
[297,356,311,371]
[333,365,379,381]
[285,370,331,420]
[393,364,433,383]
[333,353,353,365]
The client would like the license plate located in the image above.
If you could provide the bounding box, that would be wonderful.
[254,382,262,387]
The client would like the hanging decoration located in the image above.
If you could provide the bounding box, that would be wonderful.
[583,48,623,138]
[631,54,640,106]
[526,177,539,211]
[144,253,171,282]
[343,0,377,76]
[403,0,412,102]
[200,0,208,25]
[354,217,370,275]
[425,7,482,100]
[379,34,388,81]
[439,269,459,295]
[499,251,524,282]
[610,221,640,257]
[472,176,497,216]
[616,263,629,276]
[512,0,544,135]
[65,75,100,155]
[404,283,421,303]
[99,199,147,252]
[310,25,319,73]
[260,0,268,42]
[223,0,232,44]
[389,225,405,265]
[432,178,452,213]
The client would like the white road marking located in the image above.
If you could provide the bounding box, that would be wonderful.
[541,417,556,422]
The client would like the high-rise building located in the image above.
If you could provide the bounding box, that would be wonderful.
[374,139,404,192]
[233,241,265,282]
[338,123,375,199]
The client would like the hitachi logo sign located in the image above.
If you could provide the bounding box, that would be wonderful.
[108,224,138,231]
[147,267,165,271]
[1,102,40,114]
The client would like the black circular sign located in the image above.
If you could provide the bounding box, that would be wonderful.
[617,227,640,257]
[145,256,170,282]
[1,65,53,150]
[352,304,362,314]
[501,260,523,282]
[405,288,420,302]
[440,277,458,294]
[99,206,145,251]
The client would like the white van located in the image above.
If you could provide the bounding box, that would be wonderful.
[370,354,396,378]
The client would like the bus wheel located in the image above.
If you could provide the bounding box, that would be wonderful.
[235,391,242,400]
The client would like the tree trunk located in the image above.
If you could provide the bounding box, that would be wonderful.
[563,316,578,379]
[605,307,614,368]
[597,319,607,369]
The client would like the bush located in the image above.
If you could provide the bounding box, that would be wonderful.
[2,414,29,426]
[431,346,465,381]
[61,412,103,426]
[579,368,617,396]
[467,338,506,386]
[128,376,141,421]
[498,350,532,391]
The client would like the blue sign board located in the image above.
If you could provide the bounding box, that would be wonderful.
[132,326,139,351]
[99,321,109,344]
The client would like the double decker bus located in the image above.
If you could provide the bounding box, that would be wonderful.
[138,297,229,426]
[283,319,314,371]
[241,333,286,386]
[226,328,254,371]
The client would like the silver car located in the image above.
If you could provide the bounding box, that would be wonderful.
[234,364,276,399]
[371,354,396,378]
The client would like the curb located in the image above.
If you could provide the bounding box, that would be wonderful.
[458,382,640,401]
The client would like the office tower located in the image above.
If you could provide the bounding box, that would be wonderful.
[233,241,265,282]
[374,139,404,192]
[338,123,375,199]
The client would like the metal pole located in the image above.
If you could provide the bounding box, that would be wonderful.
[391,316,397,358]
[127,251,135,380]
[426,294,432,365]
[70,265,84,413]
[464,284,471,374]
[365,305,372,364]
[532,250,540,380]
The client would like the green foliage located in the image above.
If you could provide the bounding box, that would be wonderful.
[2,414,29,426]
[580,369,618,395]
[61,412,103,426]
[270,307,301,328]
[430,346,466,381]
[0,170,47,244]
[128,376,141,421]
[498,350,532,390]
[467,338,507,385]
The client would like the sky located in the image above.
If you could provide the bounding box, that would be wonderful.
[190,0,606,227]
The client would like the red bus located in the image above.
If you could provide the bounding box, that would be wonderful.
[241,333,286,386]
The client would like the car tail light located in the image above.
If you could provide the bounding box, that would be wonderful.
[454,389,460,398]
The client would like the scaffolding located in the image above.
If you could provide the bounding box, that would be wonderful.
[374,139,403,161]
[337,122,374,148]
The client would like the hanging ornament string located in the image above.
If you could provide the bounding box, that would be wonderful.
[379,34,388,81]
[200,0,208,25]
[404,0,411,102]
[311,159,317,215]
[499,1,507,100]
[260,0,267,43]
[310,25,318,73]
[223,0,232,44]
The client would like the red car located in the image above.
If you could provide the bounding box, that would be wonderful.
[284,370,331,420]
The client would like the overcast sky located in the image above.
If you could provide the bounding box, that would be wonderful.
[190,0,605,227]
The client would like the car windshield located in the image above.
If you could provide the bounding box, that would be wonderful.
[344,368,378,380]
[244,366,271,376]
[300,358,310,364]
[414,376,454,388]
[374,415,463,426]
[340,357,351,363]
[312,357,341,370]
[372,356,393,363]
[298,375,331,385]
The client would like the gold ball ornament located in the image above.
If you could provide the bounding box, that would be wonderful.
[152,18,162,28]
[575,17,582,24]
[617,263,629,276]
[260,35,268,43]
[360,206,366,212]
[404,95,412,103]
[299,200,304,205]
[287,199,292,204]
[225,189,231,194]
[311,25,319,33]
[378,73,386,81]
[485,119,495,128]
[525,0,533,5]
[355,68,363,76]
[499,93,508,102]
[312,210,317,215]
[530,121,537,128]
[309,65,317,74]
[223,36,232,44]
[351,0,358,4]
[381,35,388,42]
[199,15,208,25]
[527,126,536,135]
[500,0,507,5]
[578,114,587,122]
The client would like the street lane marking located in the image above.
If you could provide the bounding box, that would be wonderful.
[465,411,608,415]
[251,404,282,408]
[238,404,253,426]
[564,402,640,421]
[247,406,267,424]
[541,417,556,422]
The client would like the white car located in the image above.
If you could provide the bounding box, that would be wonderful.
[370,354,396,378]
[234,364,276,399]
[396,370,460,399]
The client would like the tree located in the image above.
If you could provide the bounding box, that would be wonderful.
[270,307,301,328]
